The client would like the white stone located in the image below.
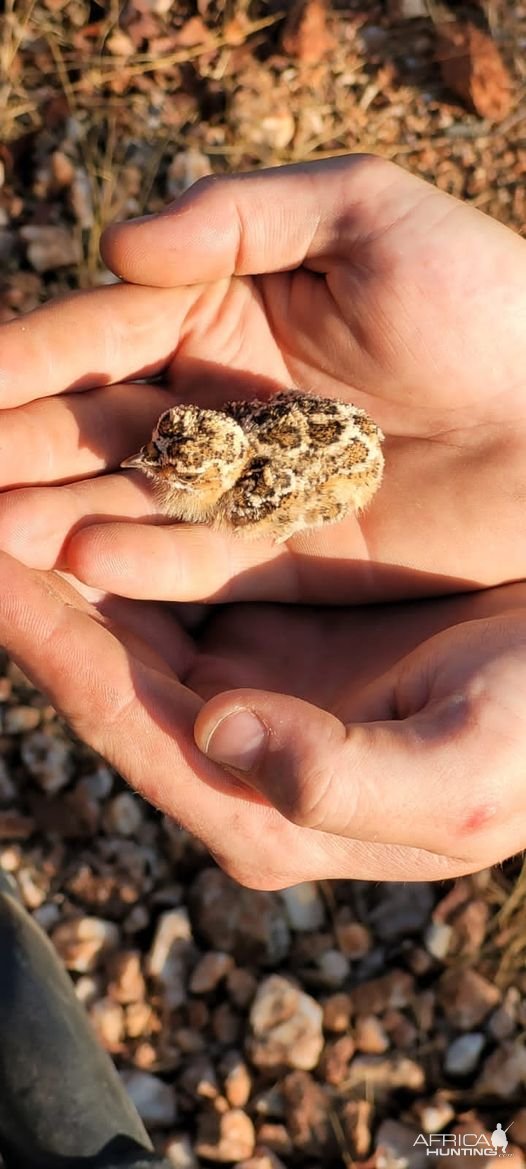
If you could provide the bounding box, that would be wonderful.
[51,916,119,972]
[280,883,325,931]
[376,1119,428,1169]
[147,908,193,1009]
[445,1033,485,1077]
[165,1133,200,1168]
[248,975,324,1071]
[424,921,452,961]
[20,730,71,793]
[417,1096,455,1133]
[105,792,143,836]
[316,949,350,987]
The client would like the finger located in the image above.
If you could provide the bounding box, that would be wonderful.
[67,521,292,602]
[0,555,486,886]
[0,475,160,569]
[0,553,351,883]
[194,686,514,862]
[0,552,205,794]
[0,383,172,487]
[0,282,196,407]
[101,154,416,286]
[65,506,384,604]
[0,472,287,597]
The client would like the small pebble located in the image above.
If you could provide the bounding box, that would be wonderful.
[20,729,71,793]
[320,1035,356,1085]
[51,916,119,972]
[108,950,146,1004]
[424,921,452,961]
[179,1055,218,1100]
[350,970,415,1015]
[173,1028,206,1055]
[345,1054,425,1093]
[438,969,500,1030]
[445,1032,485,1077]
[280,882,325,932]
[164,1133,200,1168]
[191,868,290,966]
[147,909,193,1010]
[16,865,47,909]
[355,1014,390,1055]
[316,949,350,987]
[89,996,125,1051]
[323,993,352,1033]
[227,968,258,1009]
[0,844,21,872]
[166,148,213,198]
[248,975,324,1071]
[235,1153,287,1169]
[75,975,103,1008]
[33,901,61,931]
[104,791,143,836]
[190,951,234,994]
[79,766,114,801]
[220,1051,252,1108]
[212,1002,241,1045]
[375,1119,426,1169]
[488,987,520,1040]
[121,1069,178,1128]
[476,1041,526,1098]
[5,705,41,734]
[416,1094,455,1133]
[335,918,372,959]
[19,224,81,273]
[195,1107,256,1162]
[125,1000,159,1040]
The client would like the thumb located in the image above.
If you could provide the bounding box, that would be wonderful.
[193,687,493,859]
[100,155,405,287]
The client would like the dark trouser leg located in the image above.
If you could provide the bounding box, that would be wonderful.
[0,870,171,1168]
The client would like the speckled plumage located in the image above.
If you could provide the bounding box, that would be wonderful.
[121,390,384,541]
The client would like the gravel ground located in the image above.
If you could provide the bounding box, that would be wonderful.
[1,1,526,1165]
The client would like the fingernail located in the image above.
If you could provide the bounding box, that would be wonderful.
[202,708,267,772]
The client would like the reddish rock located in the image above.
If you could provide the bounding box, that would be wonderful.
[195,1108,256,1162]
[322,992,352,1033]
[281,1070,334,1157]
[436,21,513,122]
[437,969,500,1030]
[350,970,415,1015]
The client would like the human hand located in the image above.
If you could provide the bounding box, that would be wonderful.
[0,155,525,603]
[0,552,525,887]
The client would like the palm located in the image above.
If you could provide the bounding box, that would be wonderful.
[1,156,526,602]
[1,559,524,886]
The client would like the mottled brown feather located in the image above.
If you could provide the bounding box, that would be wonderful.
[121,390,384,541]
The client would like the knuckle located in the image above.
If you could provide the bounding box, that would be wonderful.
[190,172,229,200]
[212,849,279,891]
[280,762,340,831]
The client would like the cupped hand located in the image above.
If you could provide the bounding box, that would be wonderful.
[0,155,525,603]
[0,551,525,887]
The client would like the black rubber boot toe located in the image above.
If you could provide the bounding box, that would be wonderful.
[0,870,171,1169]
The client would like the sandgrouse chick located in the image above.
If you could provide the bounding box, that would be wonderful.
[121,390,384,542]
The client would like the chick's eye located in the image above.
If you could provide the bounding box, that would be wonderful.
[156,413,177,438]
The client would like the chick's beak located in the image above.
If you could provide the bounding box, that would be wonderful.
[121,441,158,471]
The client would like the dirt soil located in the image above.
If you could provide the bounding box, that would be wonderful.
[0,1,526,1166]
